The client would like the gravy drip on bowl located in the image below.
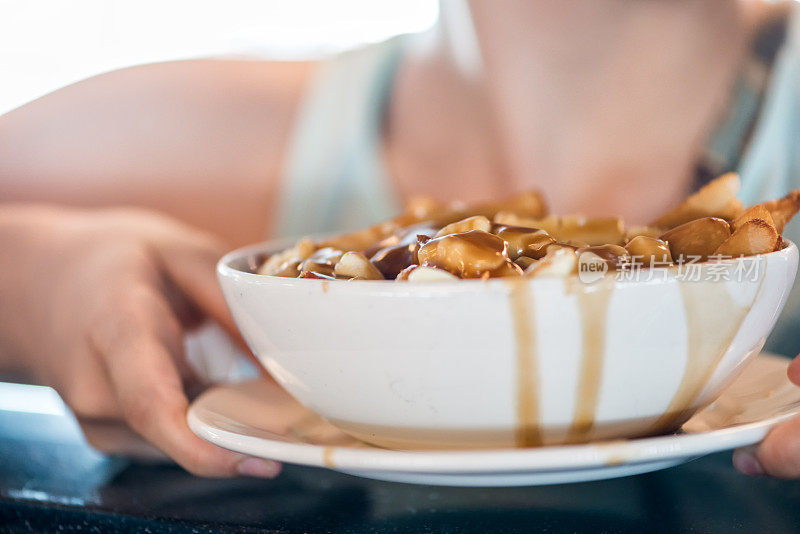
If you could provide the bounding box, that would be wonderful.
[509,276,615,447]
[566,278,615,444]
[509,268,765,447]
[649,270,766,433]
[507,280,542,447]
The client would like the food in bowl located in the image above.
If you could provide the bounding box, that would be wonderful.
[256,173,800,283]
[218,173,799,449]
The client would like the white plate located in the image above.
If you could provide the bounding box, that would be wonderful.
[188,353,800,486]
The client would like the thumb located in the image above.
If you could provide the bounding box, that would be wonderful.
[752,417,800,478]
[786,354,800,386]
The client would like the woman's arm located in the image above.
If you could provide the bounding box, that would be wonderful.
[0,58,313,247]
[0,59,313,476]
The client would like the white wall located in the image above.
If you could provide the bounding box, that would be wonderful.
[0,0,438,114]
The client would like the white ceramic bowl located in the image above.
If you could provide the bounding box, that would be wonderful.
[218,241,798,449]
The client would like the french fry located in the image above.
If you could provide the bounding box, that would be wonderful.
[494,226,555,259]
[258,238,316,275]
[652,173,743,228]
[261,175,796,281]
[714,219,778,257]
[524,246,578,277]
[323,205,459,252]
[624,236,673,267]
[576,244,630,270]
[514,256,537,270]
[417,230,511,278]
[299,247,345,277]
[493,214,624,246]
[762,190,800,234]
[626,225,665,241]
[493,213,560,235]
[332,191,549,253]
[334,252,385,280]
[322,221,403,253]
[474,190,548,219]
[405,265,459,282]
[558,216,626,246]
[436,215,492,237]
[732,204,774,232]
[659,217,731,262]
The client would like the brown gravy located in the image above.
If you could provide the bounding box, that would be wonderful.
[565,278,614,443]
[649,272,765,433]
[576,245,629,271]
[419,231,521,278]
[507,280,542,447]
[509,265,765,446]
[509,276,615,447]
[322,447,336,467]
[494,225,555,260]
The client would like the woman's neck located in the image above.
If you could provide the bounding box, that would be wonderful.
[471,0,758,221]
[387,0,764,223]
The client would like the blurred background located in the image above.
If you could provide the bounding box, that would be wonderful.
[0,0,439,115]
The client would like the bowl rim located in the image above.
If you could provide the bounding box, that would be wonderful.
[217,238,798,295]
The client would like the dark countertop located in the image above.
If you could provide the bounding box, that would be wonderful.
[2,387,800,533]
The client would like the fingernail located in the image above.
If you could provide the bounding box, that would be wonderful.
[236,457,282,478]
[733,449,765,477]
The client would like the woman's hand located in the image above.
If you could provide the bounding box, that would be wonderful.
[734,357,800,477]
[0,205,279,478]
